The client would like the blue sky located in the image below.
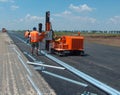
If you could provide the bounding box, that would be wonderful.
[0,0,120,31]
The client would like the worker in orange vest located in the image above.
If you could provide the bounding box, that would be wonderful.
[24,30,30,38]
[24,30,30,43]
[29,27,40,56]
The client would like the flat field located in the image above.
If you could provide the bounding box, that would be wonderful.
[54,32,120,47]
[84,34,120,47]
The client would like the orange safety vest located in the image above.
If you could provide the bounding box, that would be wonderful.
[24,31,30,38]
[39,32,45,41]
[30,31,39,42]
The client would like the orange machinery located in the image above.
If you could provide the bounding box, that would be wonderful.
[2,28,7,32]
[51,35,84,56]
[36,11,85,56]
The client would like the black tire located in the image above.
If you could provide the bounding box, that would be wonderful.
[51,48,55,54]
[80,51,84,56]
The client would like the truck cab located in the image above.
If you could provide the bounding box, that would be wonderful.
[2,28,7,32]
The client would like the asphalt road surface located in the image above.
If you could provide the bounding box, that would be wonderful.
[8,31,120,95]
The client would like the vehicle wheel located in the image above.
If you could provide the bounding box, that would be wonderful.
[80,51,84,56]
[51,48,55,54]
[58,51,65,56]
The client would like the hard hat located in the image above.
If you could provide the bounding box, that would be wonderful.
[33,27,37,30]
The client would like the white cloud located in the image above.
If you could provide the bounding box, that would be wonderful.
[52,10,97,30]
[53,10,71,17]
[53,11,96,24]
[11,5,19,10]
[10,14,45,30]
[21,14,44,22]
[18,14,45,28]
[109,16,120,24]
[62,10,71,15]
[69,4,93,13]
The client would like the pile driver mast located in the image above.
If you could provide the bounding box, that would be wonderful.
[37,11,84,56]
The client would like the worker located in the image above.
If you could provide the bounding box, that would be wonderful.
[29,27,40,56]
[24,30,30,43]
[24,30,30,38]
[2,28,7,32]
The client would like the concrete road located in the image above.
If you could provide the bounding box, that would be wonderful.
[0,32,56,95]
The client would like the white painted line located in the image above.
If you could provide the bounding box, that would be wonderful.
[18,55,32,76]
[13,46,32,76]
[13,47,21,56]
[12,36,42,95]
[27,75,42,95]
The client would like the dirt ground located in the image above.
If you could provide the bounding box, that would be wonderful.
[85,35,120,47]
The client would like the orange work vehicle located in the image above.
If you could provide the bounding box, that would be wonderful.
[25,11,85,56]
[2,28,7,32]
[42,11,85,56]
[51,35,84,56]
